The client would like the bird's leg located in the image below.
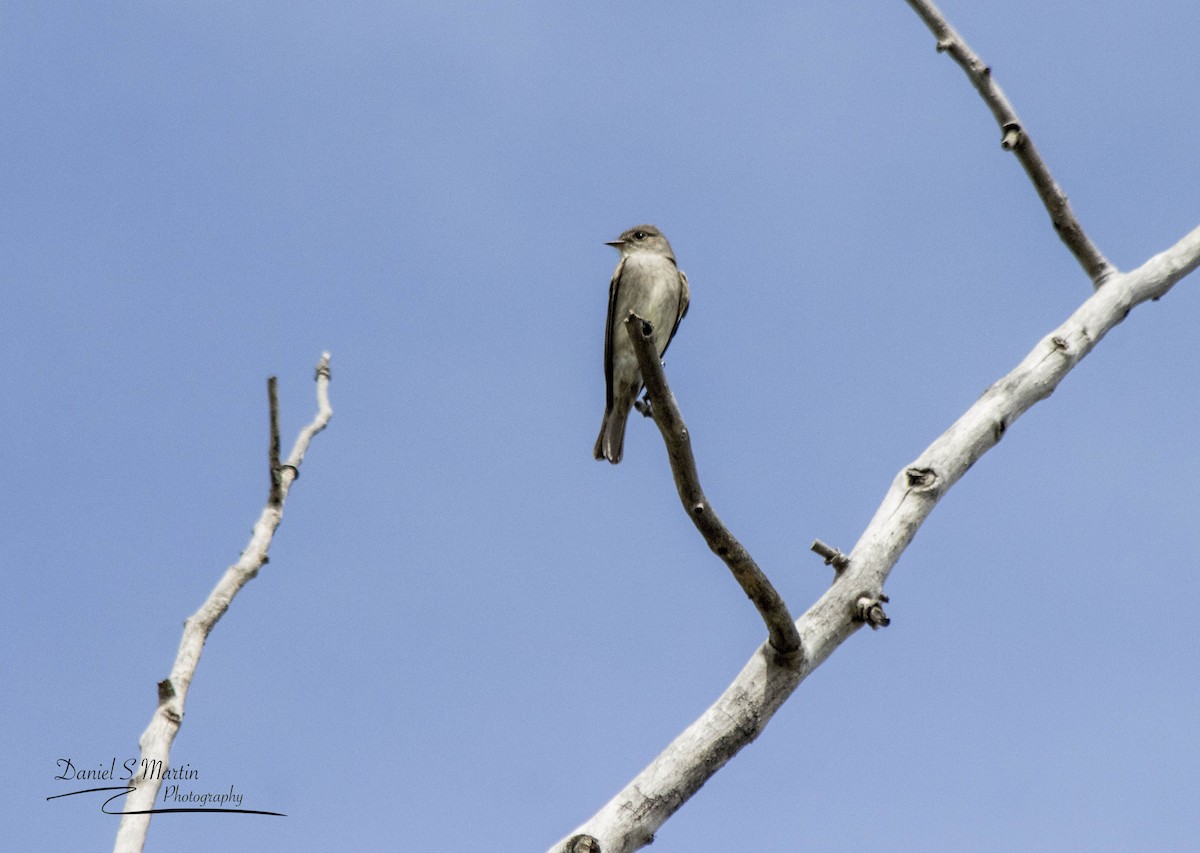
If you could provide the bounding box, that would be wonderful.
[634,391,654,418]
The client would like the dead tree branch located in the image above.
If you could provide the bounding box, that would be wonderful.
[906,0,1116,286]
[113,352,333,853]
[550,0,1200,838]
[551,221,1199,853]
[623,312,802,660]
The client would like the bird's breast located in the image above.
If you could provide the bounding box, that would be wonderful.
[614,255,683,351]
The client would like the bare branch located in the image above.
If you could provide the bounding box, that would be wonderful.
[623,312,802,660]
[268,376,283,506]
[113,352,333,853]
[906,0,1116,286]
[550,227,1198,853]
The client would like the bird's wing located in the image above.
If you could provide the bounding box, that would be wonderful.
[661,268,689,357]
[602,257,626,411]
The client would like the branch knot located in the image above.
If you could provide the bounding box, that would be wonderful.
[1000,121,1023,150]
[904,466,939,490]
[855,594,891,629]
[565,835,601,853]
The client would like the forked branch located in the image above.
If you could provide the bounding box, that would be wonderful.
[550,1,1200,838]
[113,353,333,853]
[551,227,1199,853]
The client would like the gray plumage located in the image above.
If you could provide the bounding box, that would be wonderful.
[594,224,690,464]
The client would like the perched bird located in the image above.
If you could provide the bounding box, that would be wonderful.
[594,224,690,464]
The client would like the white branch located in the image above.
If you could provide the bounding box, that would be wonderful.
[549,228,1199,852]
[113,353,333,853]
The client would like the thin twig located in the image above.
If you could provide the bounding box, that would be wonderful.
[268,376,282,506]
[906,0,1116,286]
[623,313,802,660]
[113,353,333,853]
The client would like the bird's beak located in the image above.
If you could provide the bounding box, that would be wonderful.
[605,239,625,248]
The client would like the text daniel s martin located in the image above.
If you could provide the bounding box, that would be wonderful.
[55,758,197,783]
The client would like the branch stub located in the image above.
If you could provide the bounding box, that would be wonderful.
[855,594,892,629]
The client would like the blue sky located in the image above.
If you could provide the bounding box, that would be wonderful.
[5,2,1198,850]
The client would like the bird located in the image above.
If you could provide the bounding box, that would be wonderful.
[594,224,690,464]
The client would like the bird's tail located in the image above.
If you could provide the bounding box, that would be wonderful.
[593,408,628,464]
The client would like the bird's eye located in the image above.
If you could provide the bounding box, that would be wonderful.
[633,230,647,240]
